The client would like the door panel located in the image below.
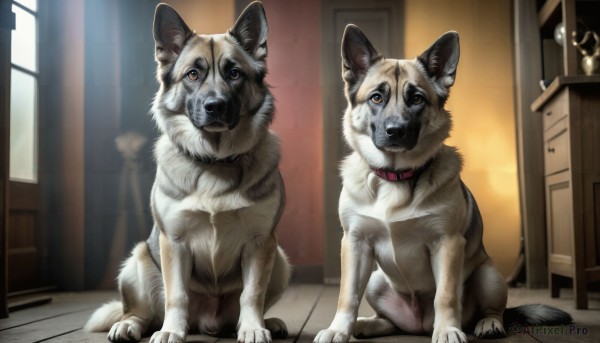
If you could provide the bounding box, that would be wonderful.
[321,0,403,283]
[7,181,42,292]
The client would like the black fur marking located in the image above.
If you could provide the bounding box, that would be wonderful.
[146,227,162,271]
[193,57,207,75]
[460,180,485,255]
[162,63,175,89]
[394,63,401,103]
[158,180,187,201]
[210,38,216,80]
[349,91,357,107]
[254,71,265,85]
[503,304,573,326]
[416,56,430,77]
[403,83,428,118]
[368,82,390,114]
[246,161,279,202]
[222,58,238,81]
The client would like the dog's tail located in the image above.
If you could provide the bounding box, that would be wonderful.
[83,301,123,332]
[503,304,572,326]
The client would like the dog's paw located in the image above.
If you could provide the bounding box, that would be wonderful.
[149,330,185,343]
[314,329,350,343]
[474,317,506,338]
[108,321,142,342]
[237,327,272,343]
[432,326,467,343]
[265,317,288,339]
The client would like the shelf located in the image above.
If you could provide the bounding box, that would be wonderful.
[531,75,600,112]
[538,0,562,36]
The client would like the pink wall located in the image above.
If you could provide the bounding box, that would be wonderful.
[262,0,324,267]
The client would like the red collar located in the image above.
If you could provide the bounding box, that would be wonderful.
[372,168,417,181]
[371,159,432,182]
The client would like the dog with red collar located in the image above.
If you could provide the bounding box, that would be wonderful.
[315,26,571,343]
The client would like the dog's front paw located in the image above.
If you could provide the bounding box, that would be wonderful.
[237,327,272,343]
[314,329,350,343]
[149,330,185,343]
[108,321,142,342]
[432,326,467,343]
[474,317,506,338]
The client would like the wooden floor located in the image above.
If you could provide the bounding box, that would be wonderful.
[0,285,598,343]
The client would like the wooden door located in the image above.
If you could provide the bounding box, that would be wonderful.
[321,0,404,283]
[5,0,45,294]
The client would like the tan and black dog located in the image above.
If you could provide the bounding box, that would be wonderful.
[85,2,290,343]
[315,25,571,343]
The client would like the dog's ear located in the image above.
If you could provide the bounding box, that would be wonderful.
[417,31,460,96]
[230,1,268,60]
[341,24,382,84]
[153,3,193,66]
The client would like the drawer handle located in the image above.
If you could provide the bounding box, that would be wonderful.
[548,147,555,153]
[546,111,552,116]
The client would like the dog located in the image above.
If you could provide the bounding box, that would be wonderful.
[84,2,290,343]
[314,25,572,343]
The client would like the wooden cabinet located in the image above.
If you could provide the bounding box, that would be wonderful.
[531,0,600,310]
[532,77,600,309]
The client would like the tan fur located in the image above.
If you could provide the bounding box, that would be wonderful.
[85,3,290,343]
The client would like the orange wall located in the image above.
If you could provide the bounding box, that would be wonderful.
[162,0,234,34]
[404,0,520,277]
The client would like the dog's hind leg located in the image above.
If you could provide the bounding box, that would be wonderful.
[359,269,429,336]
[465,259,507,339]
[108,243,163,342]
[354,315,398,338]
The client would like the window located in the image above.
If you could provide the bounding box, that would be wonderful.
[9,0,37,182]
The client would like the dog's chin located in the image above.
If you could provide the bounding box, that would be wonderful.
[374,143,417,153]
[381,145,409,153]
[202,123,231,133]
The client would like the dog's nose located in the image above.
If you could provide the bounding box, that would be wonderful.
[385,124,406,138]
[203,98,226,116]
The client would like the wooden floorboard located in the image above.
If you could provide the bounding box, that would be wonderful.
[0,308,98,342]
[0,292,116,331]
[0,286,598,343]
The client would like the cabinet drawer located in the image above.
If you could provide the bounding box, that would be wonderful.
[544,118,569,176]
[542,89,568,130]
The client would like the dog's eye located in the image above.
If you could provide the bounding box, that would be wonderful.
[229,68,241,80]
[187,70,200,81]
[370,93,383,104]
[412,95,424,105]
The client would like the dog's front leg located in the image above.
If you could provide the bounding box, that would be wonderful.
[150,231,192,343]
[237,234,277,343]
[314,233,374,343]
[430,234,466,343]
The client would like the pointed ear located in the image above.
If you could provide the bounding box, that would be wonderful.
[417,31,460,94]
[230,1,268,59]
[341,24,382,84]
[153,3,193,65]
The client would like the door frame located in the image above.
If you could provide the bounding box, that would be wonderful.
[0,0,15,318]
